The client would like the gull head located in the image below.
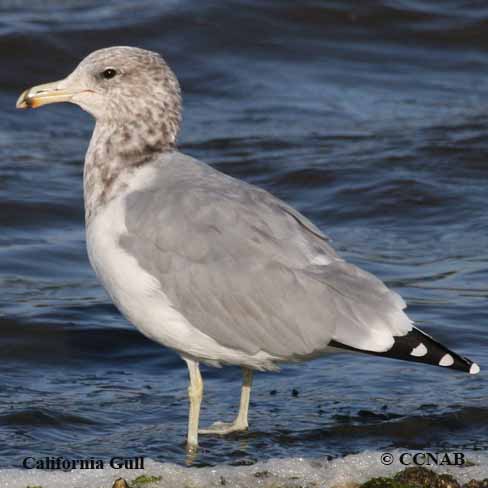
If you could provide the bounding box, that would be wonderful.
[16,46,182,145]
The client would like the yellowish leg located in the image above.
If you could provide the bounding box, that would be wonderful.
[199,367,253,435]
[184,358,203,450]
[235,368,253,428]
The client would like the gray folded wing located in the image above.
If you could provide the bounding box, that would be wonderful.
[120,152,412,360]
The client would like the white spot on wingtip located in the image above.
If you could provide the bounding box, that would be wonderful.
[439,353,454,367]
[410,343,427,357]
[470,363,480,375]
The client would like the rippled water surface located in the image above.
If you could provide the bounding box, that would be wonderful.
[1,0,487,469]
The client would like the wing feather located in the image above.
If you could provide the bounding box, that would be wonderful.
[120,153,412,361]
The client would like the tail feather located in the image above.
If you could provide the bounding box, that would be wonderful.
[330,326,480,375]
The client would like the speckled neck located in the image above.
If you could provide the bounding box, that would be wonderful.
[83,121,174,224]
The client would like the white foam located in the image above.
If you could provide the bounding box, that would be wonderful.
[1,451,487,488]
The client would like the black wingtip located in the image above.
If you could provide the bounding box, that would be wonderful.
[330,327,480,375]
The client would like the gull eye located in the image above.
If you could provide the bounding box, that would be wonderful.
[102,68,117,79]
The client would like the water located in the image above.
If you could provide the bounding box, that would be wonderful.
[1,0,487,473]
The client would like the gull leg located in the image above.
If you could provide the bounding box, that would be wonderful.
[199,367,253,435]
[184,358,203,450]
[234,367,253,429]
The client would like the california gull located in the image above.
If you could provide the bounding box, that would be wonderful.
[16,46,480,450]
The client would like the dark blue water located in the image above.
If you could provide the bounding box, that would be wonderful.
[1,0,487,469]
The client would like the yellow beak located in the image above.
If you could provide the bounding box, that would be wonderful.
[16,80,77,109]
